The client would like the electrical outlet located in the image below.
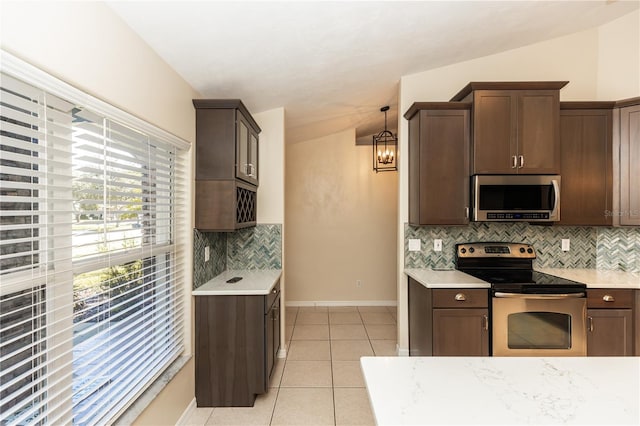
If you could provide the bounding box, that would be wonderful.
[408,239,421,252]
[561,239,570,252]
[356,280,363,288]
[204,246,210,262]
[434,239,443,252]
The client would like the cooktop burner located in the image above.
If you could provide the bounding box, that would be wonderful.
[455,242,586,294]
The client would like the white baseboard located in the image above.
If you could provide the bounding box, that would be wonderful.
[286,300,397,307]
[396,345,409,357]
[176,398,196,426]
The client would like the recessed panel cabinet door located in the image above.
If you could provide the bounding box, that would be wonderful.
[620,104,640,225]
[433,308,489,356]
[517,91,560,174]
[472,91,514,174]
[559,109,613,225]
[587,309,633,356]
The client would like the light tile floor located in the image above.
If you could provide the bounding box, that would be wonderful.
[182,305,397,426]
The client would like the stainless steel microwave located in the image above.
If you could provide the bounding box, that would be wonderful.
[472,175,560,222]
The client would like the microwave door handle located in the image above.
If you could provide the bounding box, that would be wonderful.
[550,179,560,221]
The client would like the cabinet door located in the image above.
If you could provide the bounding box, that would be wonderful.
[249,130,259,185]
[517,91,560,174]
[236,113,251,183]
[559,109,612,225]
[620,104,640,225]
[433,308,489,356]
[587,309,633,356]
[410,109,470,225]
[472,91,515,174]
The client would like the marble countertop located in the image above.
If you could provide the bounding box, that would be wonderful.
[192,269,282,296]
[406,267,640,289]
[404,268,491,288]
[361,356,640,425]
[537,268,640,289]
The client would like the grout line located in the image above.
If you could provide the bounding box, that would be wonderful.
[328,312,337,426]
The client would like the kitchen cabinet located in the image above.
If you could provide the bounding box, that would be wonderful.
[404,102,471,225]
[586,289,634,356]
[559,103,614,226]
[451,82,567,175]
[615,97,640,226]
[408,278,489,356]
[195,280,280,406]
[193,99,260,231]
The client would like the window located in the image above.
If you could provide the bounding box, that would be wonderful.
[0,52,188,425]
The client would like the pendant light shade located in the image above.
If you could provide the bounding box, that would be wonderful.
[373,106,397,172]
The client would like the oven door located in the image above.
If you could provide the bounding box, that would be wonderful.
[492,292,587,356]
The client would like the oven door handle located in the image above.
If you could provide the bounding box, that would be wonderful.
[494,292,585,299]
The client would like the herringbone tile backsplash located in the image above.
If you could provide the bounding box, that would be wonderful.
[404,222,639,272]
[193,224,283,289]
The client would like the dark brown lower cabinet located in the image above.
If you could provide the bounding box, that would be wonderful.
[195,281,280,407]
[586,288,635,356]
[408,277,489,356]
[433,309,489,356]
[587,309,633,356]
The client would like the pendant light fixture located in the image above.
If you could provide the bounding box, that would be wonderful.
[372,106,397,173]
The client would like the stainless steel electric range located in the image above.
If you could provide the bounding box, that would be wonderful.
[455,242,587,356]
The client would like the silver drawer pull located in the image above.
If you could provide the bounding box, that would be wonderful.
[602,294,615,302]
[454,293,466,301]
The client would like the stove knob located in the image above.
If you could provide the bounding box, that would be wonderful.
[469,247,475,253]
[519,247,525,253]
[460,248,467,254]
[527,248,533,254]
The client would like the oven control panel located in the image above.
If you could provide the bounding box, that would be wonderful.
[456,242,536,259]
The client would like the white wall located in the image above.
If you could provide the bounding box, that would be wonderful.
[1,2,198,424]
[597,9,640,100]
[396,13,640,353]
[254,107,286,224]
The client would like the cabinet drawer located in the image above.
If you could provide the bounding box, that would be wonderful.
[587,289,633,309]
[432,289,488,308]
[265,280,281,313]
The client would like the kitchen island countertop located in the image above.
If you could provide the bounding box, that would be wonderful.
[536,268,640,289]
[404,268,490,288]
[192,269,281,296]
[361,356,639,425]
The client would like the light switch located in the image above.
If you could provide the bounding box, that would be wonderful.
[561,239,570,252]
[408,239,421,252]
[434,239,443,252]
[204,246,210,261]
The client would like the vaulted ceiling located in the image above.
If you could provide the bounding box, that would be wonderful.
[108,1,638,143]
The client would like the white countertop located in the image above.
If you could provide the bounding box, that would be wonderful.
[192,269,282,296]
[361,356,640,425]
[537,268,640,289]
[405,268,490,288]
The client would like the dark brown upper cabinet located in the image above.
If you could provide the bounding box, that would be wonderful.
[451,82,567,175]
[559,102,614,226]
[193,99,260,231]
[193,99,260,186]
[405,102,471,225]
[616,97,640,226]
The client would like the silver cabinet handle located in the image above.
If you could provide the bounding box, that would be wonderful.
[464,207,469,219]
[511,155,518,168]
[603,294,615,302]
[588,316,594,332]
[454,293,466,301]
[518,155,524,168]
[482,314,489,331]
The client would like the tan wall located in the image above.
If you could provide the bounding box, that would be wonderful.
[285,129,398,303]
[1,2,198,424]
[397,14,640,353]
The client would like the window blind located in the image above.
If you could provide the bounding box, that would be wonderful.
[0,52,187,426]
